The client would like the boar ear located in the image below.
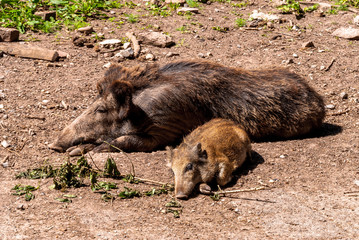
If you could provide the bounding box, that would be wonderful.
[166,146,173,167]
[110,80,134,118]
[193,143,208,160]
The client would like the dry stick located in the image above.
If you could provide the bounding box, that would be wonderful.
[103,141,172,187]
[125,32,140,58]
[328,109,350,116]
[215,186,268,196]
[325,58,336,72]
[86,152,101,171]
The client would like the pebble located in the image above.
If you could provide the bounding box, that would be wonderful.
[0,104,4,109]
[145,53,155,61]
[332,27,359,40]
[165,52,179,58]
[123,42,131,49]
[354,16,359,26]
[325,104,335,110]
[198,53,205,58]
[116,48,134,58]
[339,92,348,99]
[302,41,315,48]
[177,7,199,14]
[17,204,25,210]
[1,140,9,148]
[320,65,326,71]
[292,53,298,58]
[78,26,94,35]
[209,17,214,21]
[103,62,112,68]
[99,39,122,48]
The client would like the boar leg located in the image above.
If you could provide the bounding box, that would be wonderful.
[92,134,161,153]
[66,144,97,156]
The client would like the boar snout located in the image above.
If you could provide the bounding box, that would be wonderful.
[175,192,189,200]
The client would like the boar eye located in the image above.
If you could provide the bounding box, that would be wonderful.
[95,106,108,113]
[185,163,193,172]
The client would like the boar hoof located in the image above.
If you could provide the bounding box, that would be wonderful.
[67,144,96,156]
[48,143,64,153]
[199,183,212,195]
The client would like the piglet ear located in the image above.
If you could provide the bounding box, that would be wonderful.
[109,80,134,119]
[166,146,174,167]
[193,143,208,160]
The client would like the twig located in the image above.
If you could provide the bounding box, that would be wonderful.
[328,109,350,116]
[134,177,173,187]
[344,191,359,194]
[325,58,335,72]
[86,152,101,171]
[125,32,140,58]
[103,141,135,176]
[215,186,268,196]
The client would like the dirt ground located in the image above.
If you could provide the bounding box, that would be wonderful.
[1,0,359,239]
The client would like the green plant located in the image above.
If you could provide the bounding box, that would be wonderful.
[124,13,139,23]
[118,187,141,199]
[11,184,38,201]
[235,18,246,27]
[231,1,249,8]
[212,26,229,32]
[186,0,200,8]
[277,0,304,15]
[176,25,190,33]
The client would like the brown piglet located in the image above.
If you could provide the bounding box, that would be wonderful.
[167,118,252,199]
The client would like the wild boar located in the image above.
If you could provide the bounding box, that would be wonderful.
[167,118,252,199]
[49,60,325,155]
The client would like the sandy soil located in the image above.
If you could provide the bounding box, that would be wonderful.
[1,0,359,239]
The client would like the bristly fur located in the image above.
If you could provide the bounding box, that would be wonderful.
[51,59,326,153]
[101,59,325,141]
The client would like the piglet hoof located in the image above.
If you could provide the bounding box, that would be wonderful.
[199,183,213,195]
[92,143,112,153]
[67,144,96,156]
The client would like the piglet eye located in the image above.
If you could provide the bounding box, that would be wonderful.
[185,163,193,172]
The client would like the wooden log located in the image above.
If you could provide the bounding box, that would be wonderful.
[125,32,140,58]
[0,44,58,61]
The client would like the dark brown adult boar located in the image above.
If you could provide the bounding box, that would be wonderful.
[49,60,325,155]
[167,118,252,199]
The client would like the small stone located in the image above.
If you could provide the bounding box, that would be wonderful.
[145,53,155,61]
[332,27,359,40]
[325,104,335,110]
[78,26,94,35]
[209,17,214,21]
[103,52,114,58]
[57,51,69,58]
[320,65,325,71]
[302,41,315,48]
[165,52,179,58]
[116,48,134,58]
[198,53,205,58]
[1,140,9,148]
[99,39,122,48]
[0,27,20,42]
[2,162,9,168]
[0,104,4,109]
[206,52,213,57]
[354,16,359,26]
[279,154,287,159]
[17,204,25,210]
[103,62,112,68]
[34,11,56,21]
[267,21,274,28]
[165,0,186,3]
[339,92,348,100]
[123,42,131,49]
[292,53,298,58]
[177,7,199,14]
[138,32,175,48]
[282,59,294,64]
[2,115,8,120]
